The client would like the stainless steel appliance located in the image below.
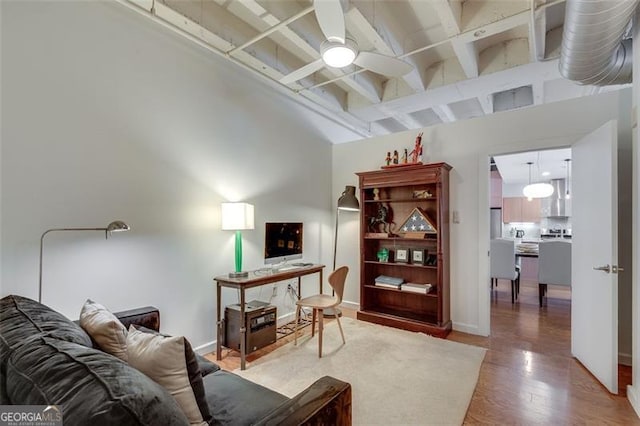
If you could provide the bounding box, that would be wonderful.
[490,208,502,239]
[543,179,571,217]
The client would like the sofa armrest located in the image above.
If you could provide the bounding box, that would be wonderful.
[113,306,160,332]
[255,376,351,426]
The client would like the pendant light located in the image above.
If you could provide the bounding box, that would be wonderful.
[522,161,554,199]
[564,158,571,199]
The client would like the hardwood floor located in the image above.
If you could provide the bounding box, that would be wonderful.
[208,280,639,424]
[450,279,638,424]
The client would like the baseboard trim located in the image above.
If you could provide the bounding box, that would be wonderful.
[340,300,360,311]
[628,385,640,418]
[619,352,633,366]
[194,341,216,356]
[452,321,485,336]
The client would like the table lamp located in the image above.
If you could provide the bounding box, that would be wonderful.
[327,185,359,317]
[221,202,255,278]
[38,220,130,303]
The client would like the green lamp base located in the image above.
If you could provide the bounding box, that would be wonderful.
[228,271,249,278]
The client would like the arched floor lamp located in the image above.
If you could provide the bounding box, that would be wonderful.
[325,185,359,318]
[38,220,130,303]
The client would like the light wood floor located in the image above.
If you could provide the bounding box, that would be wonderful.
[208,281,639,424]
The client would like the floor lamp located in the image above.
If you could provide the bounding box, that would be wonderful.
[38,220,130,303]
[325,185,360,318]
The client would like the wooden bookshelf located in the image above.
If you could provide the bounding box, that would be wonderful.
[356,163,451,338]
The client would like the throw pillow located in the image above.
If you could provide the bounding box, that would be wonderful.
[127,326,208,425]
[130,324,219,377]
[129,325,212,422]
[79,299,128,362]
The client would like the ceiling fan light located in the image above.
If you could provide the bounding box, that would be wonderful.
[523,182,555,198]
[321,39,357,68]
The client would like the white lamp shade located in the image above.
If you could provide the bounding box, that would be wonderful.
[523,183,554,199]
[221,203,255,230]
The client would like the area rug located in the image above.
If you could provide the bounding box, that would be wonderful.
[235,317,486,425]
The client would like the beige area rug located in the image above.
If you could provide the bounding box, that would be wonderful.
[235,317,486,425]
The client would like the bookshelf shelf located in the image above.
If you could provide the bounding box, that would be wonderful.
[356,163,452,337]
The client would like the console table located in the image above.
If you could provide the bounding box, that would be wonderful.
[214,264,325,370]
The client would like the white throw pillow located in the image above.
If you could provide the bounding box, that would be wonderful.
[126,325,206,425]
[79,299,128,362]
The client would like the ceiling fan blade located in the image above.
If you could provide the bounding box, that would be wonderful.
[279,59,325,85]
[314,0,345,42]
[353,51,413,77]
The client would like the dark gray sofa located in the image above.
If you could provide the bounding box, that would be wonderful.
[0,295,351,425]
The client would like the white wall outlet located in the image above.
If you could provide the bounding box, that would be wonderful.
[452,210,460,223]
[272,286,277,297]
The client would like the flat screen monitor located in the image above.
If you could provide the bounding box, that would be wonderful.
[264,222,303,265]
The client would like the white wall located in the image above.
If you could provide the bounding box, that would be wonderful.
[628,6,640,415]
[333,89,632,336]
[0,1,352,352]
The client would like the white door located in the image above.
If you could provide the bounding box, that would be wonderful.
[571,120,619,394]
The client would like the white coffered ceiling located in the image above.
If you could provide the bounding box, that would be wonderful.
[120,0,628,140]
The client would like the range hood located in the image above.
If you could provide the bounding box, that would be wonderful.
[544,179,571,217]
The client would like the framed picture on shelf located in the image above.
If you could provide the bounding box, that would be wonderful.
[395,249,409,263]
[411,248,425,265]
[425,254,437,266]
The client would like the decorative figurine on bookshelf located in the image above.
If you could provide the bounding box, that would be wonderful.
[402,149,408,164]
[392,150,399,164]
[412,189,433,199]
[367,204,393,236]
[376,248,390,263]
[409,132,423,164]
[373,188,380,200]
[385,151,391,166]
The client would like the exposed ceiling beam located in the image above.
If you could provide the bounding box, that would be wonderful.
[344,7,424,92]
[117,0,374,138]
[432,105,457,123]
[477,93,494,115]
[451,40,479,78]
[529,0,547,61]
[350,59,561,121]
[226,6,314,55]
[430,0,462,35]
[216,0,383,104]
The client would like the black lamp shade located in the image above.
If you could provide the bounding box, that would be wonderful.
[337,186,359,211]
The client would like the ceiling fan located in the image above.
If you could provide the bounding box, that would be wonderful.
[280,0,413,85]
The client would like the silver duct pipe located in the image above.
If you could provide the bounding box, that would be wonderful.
[559,0,639,85]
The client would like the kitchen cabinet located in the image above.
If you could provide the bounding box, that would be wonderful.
[502,197,541,223]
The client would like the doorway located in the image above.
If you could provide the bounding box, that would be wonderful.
[490,148,572,307]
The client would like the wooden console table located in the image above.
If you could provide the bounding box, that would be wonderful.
[214,264,325,370]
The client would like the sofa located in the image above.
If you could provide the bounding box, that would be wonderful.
[0,295,351,425]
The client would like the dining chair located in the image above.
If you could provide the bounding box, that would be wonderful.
[490,239,520,303]
[538,240,572,306]
[294,266,348,357]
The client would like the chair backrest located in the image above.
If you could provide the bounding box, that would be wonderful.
[490,239,518,281]
[538,240,572,287]
[328,266,349,303]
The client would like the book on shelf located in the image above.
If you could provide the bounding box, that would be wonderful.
[401,283,433,294]
[374,281,403,289]
[374,275,404,285]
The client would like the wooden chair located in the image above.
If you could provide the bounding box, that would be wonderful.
[538,240,572,306]
[490,239,520,303]
[294,266,348,357]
